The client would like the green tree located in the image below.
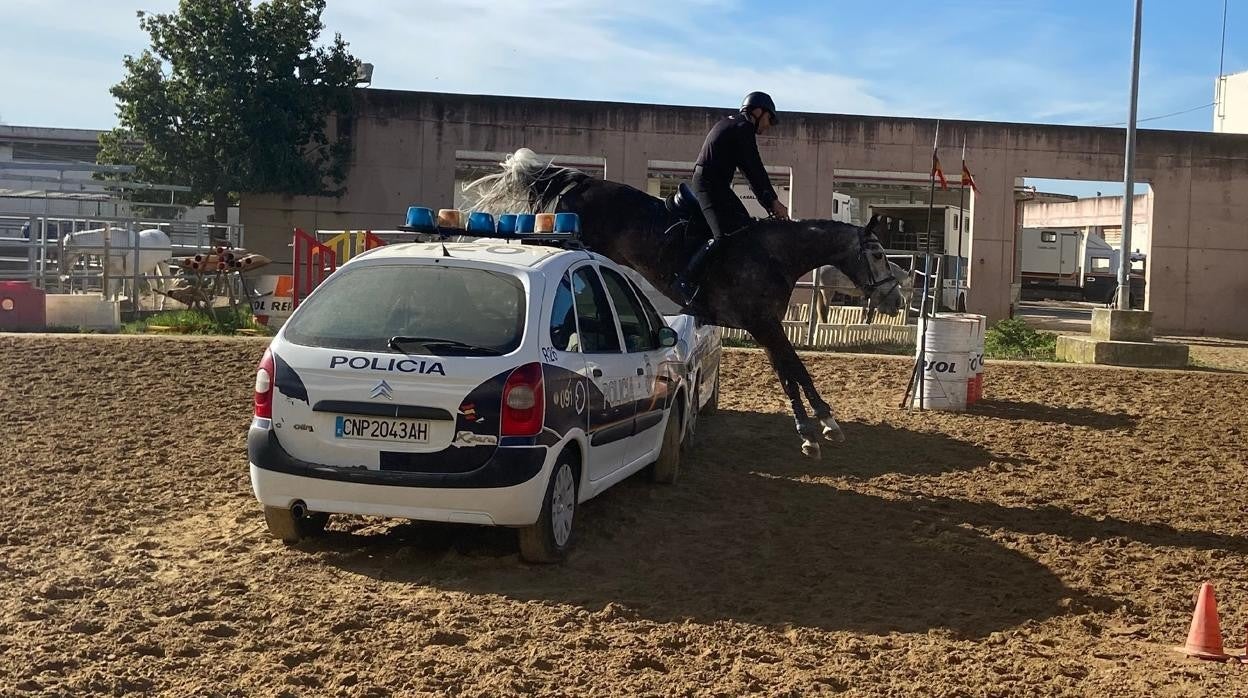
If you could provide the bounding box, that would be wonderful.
[98,0,358,223]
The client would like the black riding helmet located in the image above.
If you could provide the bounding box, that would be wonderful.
[740,91,778,125]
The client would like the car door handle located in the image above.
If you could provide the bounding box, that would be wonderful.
[636,367,645,376]
[592,368,603,378]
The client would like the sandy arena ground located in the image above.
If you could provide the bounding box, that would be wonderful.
[3,335,1248,696]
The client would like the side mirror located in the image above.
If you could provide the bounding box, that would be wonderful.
[658,327,678,348]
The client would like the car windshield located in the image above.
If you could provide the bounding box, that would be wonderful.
[283,263,526,355]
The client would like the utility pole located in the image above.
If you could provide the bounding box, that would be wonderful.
[1116,0,1143,310]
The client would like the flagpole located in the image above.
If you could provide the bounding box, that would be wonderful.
[955,136,967,310]
[904,120,941,410]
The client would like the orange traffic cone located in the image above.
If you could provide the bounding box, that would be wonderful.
[1175,582,1231,661]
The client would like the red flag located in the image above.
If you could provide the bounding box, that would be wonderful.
[960,160,979,193]
[932,153,948,190]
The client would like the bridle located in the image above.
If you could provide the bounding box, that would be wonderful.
[856,228,900,298]
[853,224,902,325]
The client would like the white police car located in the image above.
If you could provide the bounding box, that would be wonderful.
[249,215,697,562]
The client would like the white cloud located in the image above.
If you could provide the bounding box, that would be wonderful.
[324,0,886,114]
[0,0,1221,132]
[0,0,178,127]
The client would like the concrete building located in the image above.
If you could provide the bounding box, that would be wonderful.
[1214,70,1248,134]
[0,125,238,224]
[237,89,1248,336]
[1022,193,1152,255]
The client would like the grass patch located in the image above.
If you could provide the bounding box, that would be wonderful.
[984,318,1059,361]
[123,308,269,336]
[723,336,757,349]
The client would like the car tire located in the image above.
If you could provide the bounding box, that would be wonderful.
[700,370,720,416]
[518,451,579,563]
[263,505,328,545]
[650,409,681,484]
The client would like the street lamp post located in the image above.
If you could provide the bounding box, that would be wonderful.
[1116,0,1143,310]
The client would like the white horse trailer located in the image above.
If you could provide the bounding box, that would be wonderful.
[1020,227,1145,306]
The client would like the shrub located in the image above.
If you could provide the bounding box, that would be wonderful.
[984,318,1058,361]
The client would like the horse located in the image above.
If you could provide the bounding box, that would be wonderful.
[59,227,174,303]
[810,262,914,322]
[467,149,906,458]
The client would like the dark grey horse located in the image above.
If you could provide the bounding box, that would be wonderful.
[469,149,906,458]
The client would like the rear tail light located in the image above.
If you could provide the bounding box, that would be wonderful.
[501,362,544,437]
[254,348,275,419]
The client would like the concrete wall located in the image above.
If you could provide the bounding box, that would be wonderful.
[242,90,1248,336]
[1022,193,1151,253]
[1214,71,1248,134]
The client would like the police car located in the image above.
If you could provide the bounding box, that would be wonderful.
[249,212,706,562]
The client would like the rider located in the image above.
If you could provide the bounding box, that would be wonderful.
[672,91,790,304]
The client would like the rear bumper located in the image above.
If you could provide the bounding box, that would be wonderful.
[248,426,545,488]
[247,427,551,526]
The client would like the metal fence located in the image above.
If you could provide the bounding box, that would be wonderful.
[0,213,245,305]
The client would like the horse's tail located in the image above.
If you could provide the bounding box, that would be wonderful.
[463,148,582,215]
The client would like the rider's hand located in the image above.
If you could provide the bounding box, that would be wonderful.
[770,200,790,221]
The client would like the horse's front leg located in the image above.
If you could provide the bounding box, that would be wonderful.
[793,361,845,444]
[753,321,822,458]
[784,377,822,458]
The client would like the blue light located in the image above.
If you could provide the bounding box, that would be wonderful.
[405,206,436,232]
[466,211,495,235]
[515,213,536,234]
[554,212,580,234]
[496,214,518,236]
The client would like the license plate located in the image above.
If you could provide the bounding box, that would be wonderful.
[334,415,431,444]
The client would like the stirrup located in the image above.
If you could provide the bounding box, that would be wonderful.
[672,277,700,306]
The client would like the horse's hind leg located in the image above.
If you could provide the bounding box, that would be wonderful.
[752,321,822,458]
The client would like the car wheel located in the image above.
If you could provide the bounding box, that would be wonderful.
[263,505,328,545]
[650,409,681,484]
[700,370,720,416]
[518,452,579,563]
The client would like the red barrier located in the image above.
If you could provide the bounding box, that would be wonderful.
[292,228,337,308]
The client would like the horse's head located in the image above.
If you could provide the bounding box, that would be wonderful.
[840,215,905,317]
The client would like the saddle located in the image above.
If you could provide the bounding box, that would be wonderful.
[665,182,702,222]
[662,182,712,257]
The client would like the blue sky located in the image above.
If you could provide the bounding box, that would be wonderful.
[1,1,1239,196]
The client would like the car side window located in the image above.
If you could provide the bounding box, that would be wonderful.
[599,267,659,353]
[626,276,668,344]
[571,266,621,353]
[549,273,578,352]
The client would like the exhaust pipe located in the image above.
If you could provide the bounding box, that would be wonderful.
[290,500,307,519]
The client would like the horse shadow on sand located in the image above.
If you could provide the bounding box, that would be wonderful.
[304,409,1244,639]
[968,399,1137,430]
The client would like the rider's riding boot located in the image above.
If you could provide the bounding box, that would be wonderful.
[672,238,717,305]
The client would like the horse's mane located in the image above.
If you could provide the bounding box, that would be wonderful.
[463,148,589,215]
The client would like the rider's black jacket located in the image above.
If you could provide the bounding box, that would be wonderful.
[693,113,778,211]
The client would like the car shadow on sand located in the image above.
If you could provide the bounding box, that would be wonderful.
[303,410,1139,638]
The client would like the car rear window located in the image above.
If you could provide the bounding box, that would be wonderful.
[283,264,526,355]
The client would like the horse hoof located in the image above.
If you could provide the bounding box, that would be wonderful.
[801,440,821,459]
[820,417,846,443]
